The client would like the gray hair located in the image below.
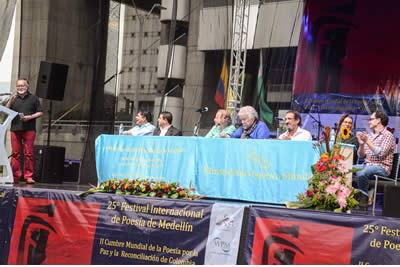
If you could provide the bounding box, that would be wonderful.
[238,106,258,121]
[17,78,30,88]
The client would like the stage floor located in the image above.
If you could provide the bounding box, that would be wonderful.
[5,182,382,216]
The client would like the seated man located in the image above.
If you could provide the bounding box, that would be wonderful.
[122,111,155,136]
[353,111,395,209]
[221,106,270,139]
[205,109,236,138]
[153,111,182,136]
[278,110,312,141]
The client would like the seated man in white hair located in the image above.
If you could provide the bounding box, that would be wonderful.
[221,106,270,139]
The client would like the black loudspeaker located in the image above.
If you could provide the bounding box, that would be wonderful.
[63,159,81,184]
[36,61,69,101]
[34,145,65,183]
[383,184,400,218]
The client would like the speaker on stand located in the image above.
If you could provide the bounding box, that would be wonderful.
[34,145,65,183]
[35,61,69,183]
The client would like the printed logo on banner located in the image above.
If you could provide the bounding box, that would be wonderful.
[215,214,234,230]
[250,218,354,265]
[248,152,271,169]
[7,198,101,265]
[211,237,231,253]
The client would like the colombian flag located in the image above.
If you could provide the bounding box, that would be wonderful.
[215,56,229,108]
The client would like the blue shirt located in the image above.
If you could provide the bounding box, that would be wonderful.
[230,120,270,139]
[124,123,156,136]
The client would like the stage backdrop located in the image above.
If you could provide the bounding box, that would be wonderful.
[243,206,400,265]
[95,135,319,204]
[293,0,400,116]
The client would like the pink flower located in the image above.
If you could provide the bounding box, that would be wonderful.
[329,176,339,182]
[326,185,337,194]
[342,187,351,197]
[306,190,313,197]
[338,165,348,173]
[336,191,347,201]
[333,182,342,189]
[338,198,347,208]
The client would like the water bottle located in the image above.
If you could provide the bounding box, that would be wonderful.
[119,123,124,135]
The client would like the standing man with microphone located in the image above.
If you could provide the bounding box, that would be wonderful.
[6,78,43,184]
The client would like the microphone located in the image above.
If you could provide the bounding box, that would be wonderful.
[196,107,208,113]
[0,93,11,96]
[275,117,284,121]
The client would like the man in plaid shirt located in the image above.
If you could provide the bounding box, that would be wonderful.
[353,110,395,209]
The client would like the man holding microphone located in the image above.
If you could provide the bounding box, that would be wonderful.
[6,78,43,184]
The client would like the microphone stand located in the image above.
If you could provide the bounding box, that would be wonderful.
[295,101,323,140]
[193,112,203,136]
[353,106,360,134]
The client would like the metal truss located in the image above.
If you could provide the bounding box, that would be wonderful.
[227,0,250,121]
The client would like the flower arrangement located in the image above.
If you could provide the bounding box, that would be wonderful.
[78,178,205,200]
[285,114,360,213]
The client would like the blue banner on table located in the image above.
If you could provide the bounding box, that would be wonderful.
[95,135,196,187]
[243,206,400,265]
[196,138,318,203]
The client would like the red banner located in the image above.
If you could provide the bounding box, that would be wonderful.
[250,218,353,264]
[7,197,100,265]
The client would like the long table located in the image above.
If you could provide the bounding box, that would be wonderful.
[95,135,323,204]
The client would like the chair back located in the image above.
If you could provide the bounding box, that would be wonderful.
[389,153,400,180]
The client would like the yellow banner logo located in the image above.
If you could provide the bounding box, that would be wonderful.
[248,152,271,169]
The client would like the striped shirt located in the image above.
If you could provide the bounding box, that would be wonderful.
[362,128,395,174]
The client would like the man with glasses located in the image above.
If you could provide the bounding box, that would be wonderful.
[6,78,43,184]
[353,111,395,209]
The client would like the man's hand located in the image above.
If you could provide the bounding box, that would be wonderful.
[220,133,231,138]
[356,131,368,144]
[20,115,32,122]
[6,95,16,108]
[280,134,291,140]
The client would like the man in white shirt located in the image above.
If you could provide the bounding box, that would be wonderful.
[153,111,182,136]
[279,110,312,141]
[122,111,155,136]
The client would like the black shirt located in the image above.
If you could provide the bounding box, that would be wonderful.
[10,92,42,132]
